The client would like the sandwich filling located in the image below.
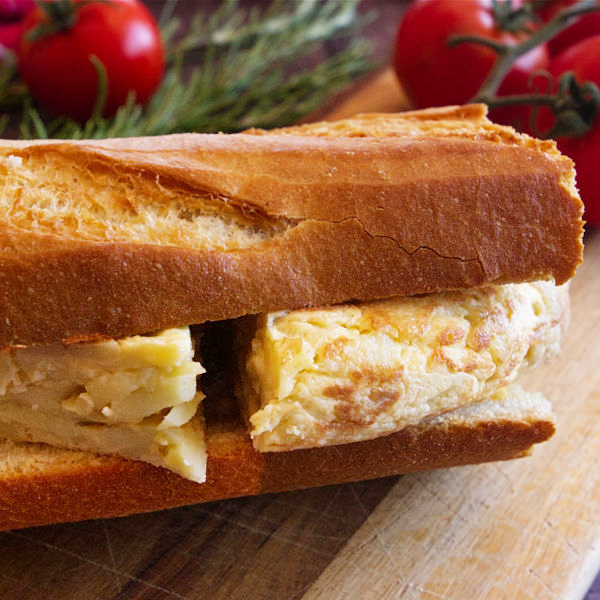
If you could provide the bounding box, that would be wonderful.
[0,327,207,482]
[238,281,568,452]
[0,281,568,481]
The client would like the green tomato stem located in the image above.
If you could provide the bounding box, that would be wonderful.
[448,0,600,137]
[28,0,113,42]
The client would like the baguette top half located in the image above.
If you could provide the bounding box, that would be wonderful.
[0,105,584,346]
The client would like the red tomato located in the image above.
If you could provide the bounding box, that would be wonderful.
[18,0,164,121]
[541,36,600,227]
[0,20,20,53]
[537,0,600,56]
[394,0,549,130]
[0,0,34,22]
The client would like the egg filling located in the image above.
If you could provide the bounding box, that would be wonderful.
[0,327,206,482]
[239,281,568,452]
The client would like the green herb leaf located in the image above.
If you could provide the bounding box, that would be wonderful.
[5,0,374,139]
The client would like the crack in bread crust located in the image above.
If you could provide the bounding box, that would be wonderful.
[1,151,298,251]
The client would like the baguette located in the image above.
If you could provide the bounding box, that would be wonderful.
[0,105,583,530]
[0,105,583,347]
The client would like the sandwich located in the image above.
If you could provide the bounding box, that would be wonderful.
[0,104,583,530]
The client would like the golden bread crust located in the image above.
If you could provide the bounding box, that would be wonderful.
[0,106,583,346]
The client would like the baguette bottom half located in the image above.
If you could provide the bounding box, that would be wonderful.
[0,383,554,531]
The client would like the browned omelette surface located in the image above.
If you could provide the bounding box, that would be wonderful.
[240,281,568,451]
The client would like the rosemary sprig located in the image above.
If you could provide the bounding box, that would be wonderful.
[0,52,28,122]
[11,0,374,139]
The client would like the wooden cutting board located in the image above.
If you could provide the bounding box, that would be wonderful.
[0,70,599,600]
